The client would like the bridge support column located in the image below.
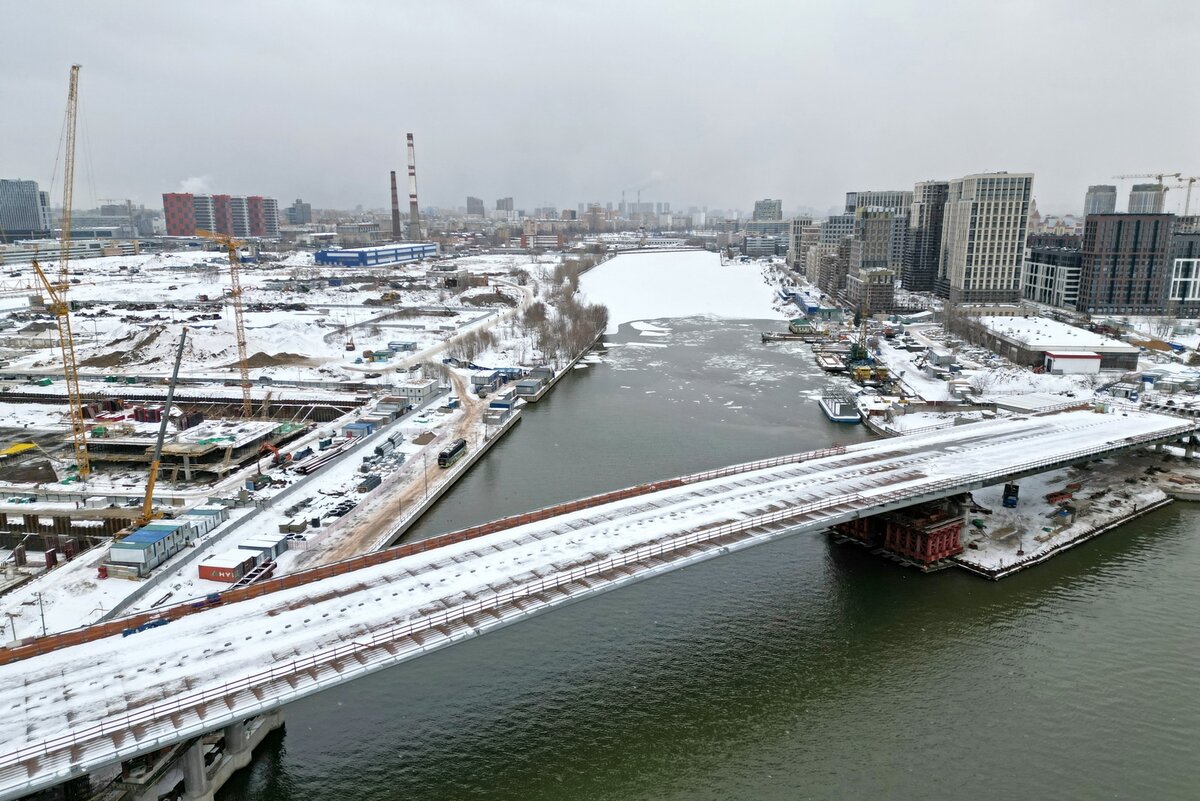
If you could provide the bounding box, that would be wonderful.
[225,720,248,755]
[184,455,192,481]
[1185,436,1195,460]
[181,740,209,800]
[1156,443,1164,453]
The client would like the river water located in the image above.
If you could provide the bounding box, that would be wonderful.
[217,315,1200,801]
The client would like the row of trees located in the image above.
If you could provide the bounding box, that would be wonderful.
[523,257,608,367]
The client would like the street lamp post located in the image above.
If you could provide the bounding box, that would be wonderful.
[34,592,46,637]
[4,613,15,641]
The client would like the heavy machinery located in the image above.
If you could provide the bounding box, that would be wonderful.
[1113,172,1181,186]
[257,442,290,473]
[1174,177,1200,216]
[196,229,254,417]
[32,64,89,478]
[1112,173,1180,210]
[135,327,188,529]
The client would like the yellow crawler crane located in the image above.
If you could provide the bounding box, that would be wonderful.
[196,229,254,417]
[32,64,89,477]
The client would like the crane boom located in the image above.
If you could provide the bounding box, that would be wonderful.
[140,327,188,525]
[1113,172,1181,185]
[196,229,254,417]
[33,64,90,477]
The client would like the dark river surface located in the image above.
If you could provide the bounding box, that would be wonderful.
[218,318,1200,801]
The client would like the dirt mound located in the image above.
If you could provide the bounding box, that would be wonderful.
[80,326,164,368]
[18,322,56,334]
[462,291,517,307]
[79,350,127,368]
[227,352,315,368]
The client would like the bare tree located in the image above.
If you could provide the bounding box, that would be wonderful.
[967,372,994,395]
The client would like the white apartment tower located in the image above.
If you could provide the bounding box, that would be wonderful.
[261,198,280,238]
[229,196,251,238]
[192,194,215,232]
[937,172,1033,304]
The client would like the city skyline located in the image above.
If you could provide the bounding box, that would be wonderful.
[4,1,1199,216]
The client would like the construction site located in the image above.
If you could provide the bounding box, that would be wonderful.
[0,65,605,641]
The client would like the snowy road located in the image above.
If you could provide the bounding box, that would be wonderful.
[0,410,1193,799]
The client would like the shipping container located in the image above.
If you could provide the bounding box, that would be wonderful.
[198,550,256,582]
[190,504,231,523]
[238,534,289,560]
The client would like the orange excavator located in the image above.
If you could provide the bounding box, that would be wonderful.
[257,442,291,473]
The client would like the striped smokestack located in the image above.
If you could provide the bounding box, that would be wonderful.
[406,133,421,240]
[389,170,402,242]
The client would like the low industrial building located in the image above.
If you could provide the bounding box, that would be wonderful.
[1044,351,1101,375]
[959,315,1139,371]
[393,378,438,404]
[314,243,438,267]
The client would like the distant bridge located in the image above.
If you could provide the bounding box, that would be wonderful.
[0,409,1194,800]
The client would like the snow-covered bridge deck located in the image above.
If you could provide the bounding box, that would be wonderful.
[0,409,1193,799]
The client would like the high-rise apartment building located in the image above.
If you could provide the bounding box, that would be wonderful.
[162,193,197,236]
[753,199,783,221]
[162,192,279,237]
[819,213,856,248]
[1084,185,1117,216]
[786,217,817,271]
[496,197,514,212]
[1077,213,1173,314]
[192,195,215,233]
[229,196,250,238]
[261,198,280,238]
[1022,237,1083,309]
[247,196,266,237]
[902,180,949,291]
[286,198,312,225]
[1128,184,1166,214]
[936,172,1033,303]
[466,196,485,216]
[1169,229,1200,316]
[0,179,51,241]
[847,209,898,311]
[844,190,912,215]
[212,195,234,235]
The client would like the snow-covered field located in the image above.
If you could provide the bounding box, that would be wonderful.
[580,250,778,333]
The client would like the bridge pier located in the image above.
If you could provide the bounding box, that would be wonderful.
[181,711,283,801]
[224,719,248,755]
[180,739,209,800]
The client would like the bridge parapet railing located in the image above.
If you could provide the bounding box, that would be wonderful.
[0,444,850,665]
[0,421,1193,775]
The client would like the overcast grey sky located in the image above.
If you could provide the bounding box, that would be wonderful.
[5,0,1199,216]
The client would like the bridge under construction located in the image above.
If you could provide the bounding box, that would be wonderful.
[0,409,1194,801]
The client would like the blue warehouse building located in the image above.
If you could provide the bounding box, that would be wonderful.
[315,242,439,267]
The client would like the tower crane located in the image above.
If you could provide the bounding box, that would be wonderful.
[98,197,140,254]
[32,64,90,478]
[196,229,254,417]
[1174,177,1200,216]
[1113,173,1181,186]
[136,327,187,529]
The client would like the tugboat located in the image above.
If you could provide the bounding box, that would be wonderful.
[818,387,861,424]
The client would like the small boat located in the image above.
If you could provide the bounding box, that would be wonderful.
[761,331,810,343]
[819,389,861,424]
